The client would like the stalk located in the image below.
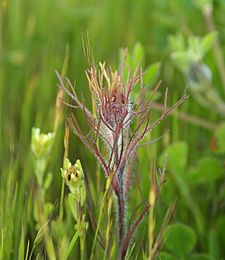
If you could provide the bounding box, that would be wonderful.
[104,193,113,260]
[80,234,85,260]
[90,176,111,259]
[65,231,79,259]
[115,139,126,259]
[36,186,56,260]
[117,187,125,255]
[148,172,156,259]
[59,124,69,221]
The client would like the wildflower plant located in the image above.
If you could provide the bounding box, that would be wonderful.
[57,55,187,259]
[61,158,88,259]
[61,158,86,223]
[31,127,56,259]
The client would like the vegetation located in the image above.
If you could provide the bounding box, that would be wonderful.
[0,0,224,259]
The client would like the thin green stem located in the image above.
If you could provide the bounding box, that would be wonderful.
[59,181,65,221]
[104,194,113,260]
[24,241,30,260]
[153,103,217,130]
[91,91,101,191]
[90,189,108,260]
[65,231,79,259]
[148,180,156,259]
[80,234,85,260]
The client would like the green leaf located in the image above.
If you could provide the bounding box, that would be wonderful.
[68,193,78,221]
[158,252,177,260]
[168,34,186,52]
[132,42,145,68]
[188,36,201,59]
[80,183,86,206]
[65,231,79,258]
[44,172,52,191]
[143,62,161,87]
[164,224,197,257]
[18,226,25,260]
[44,202,53,217]
[119,48,132,75]
[208,229,220,260]
[159,143,204,235]
[186,157,223,184]
[141,250,148,260]
[200,32,217,56]
[160,142,188,175]
[189,254,213,260]
[215,216,225,256]
[171,51,193,73]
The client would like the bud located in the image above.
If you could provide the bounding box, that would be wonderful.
[31,128,55,186]
[31,128,55,160]
[61,159,86,206]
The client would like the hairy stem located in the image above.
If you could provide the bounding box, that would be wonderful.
[117,168,126,259]
[115,133,127,259]
[117,187,125,259]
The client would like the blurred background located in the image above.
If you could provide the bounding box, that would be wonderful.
[0,0,225,259]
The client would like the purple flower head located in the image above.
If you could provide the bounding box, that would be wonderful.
[57,61,186,189]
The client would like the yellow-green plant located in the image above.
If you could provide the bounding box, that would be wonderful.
[31,127,56,259]
[61,158,88,259]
